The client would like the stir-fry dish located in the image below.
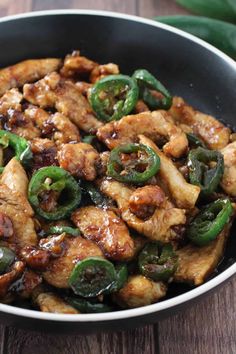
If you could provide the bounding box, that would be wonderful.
[0,50,234,314]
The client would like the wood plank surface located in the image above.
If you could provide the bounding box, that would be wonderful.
[0,1,235,353]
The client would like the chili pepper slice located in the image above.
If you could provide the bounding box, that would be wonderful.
[0,247,15,274]
[138,242,178,282]
[186,133,206,148]
[28,166,81,221]
[132,69,172,110]
[89,74,139,122]
[107,143,160,184]
[48,226,80,237]
[0,130,32,168]
[110,263,128,292]
[83,181,111,208]
[69,257,117,297]
[82,135,96,145]
[65,297,113,313]
[187,198,233,246]
[188,147,224,197]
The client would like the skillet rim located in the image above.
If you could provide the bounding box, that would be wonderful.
[0,9,235,323]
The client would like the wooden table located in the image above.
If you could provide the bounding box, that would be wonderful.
[0,1,235,353]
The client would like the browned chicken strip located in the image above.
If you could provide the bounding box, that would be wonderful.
[220,141,236,196]
[113,275,167,308]
[174,226,230,285]
[35,292,79,314]
[60,50,97,78]
[72,206,135,261]
[0,58,61,97]
[100,179,186,243]
[0,88,22,115]
[97,110,188,158]
[23,72,103,133]
[43,236,103,288]
[57,142,99,180]
[169,96,230,150]
[139,135,200,209]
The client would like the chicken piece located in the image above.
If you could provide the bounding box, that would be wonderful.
[76,81,92,96]
[16,269,42,299]
[174,226,230,285]
[20,246,50,271]
[43,236,103,288]
[169,96,230,150]
[0,88,22,115]
[0,261,25,297]
[35,292,79,314]
[60,50,97,78]
[139,135,200,209]
[1,157,30,198]
[0,58,61,96]
[90,63,119,83]
[72,206,135,261]
[220,141,236,196]
[23,72,103,133]
[113,275,167,308]
[57,142,99,181]
[97,110,188,158]
[0,212,14,239]
[129,185,165,219]
[0,183,37,247]
[134,99,149,113]
[47,113,80,145]
[24,105,49,130]
[30,138,58,171]
[100,179,186,243]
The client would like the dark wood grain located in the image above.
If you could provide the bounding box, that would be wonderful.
[0,1,235,354]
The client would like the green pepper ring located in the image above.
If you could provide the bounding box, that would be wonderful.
[187,198,233,246]
[89,74,139,122]
[48,226,80,237]
[28,166,81,221]
[107,143,160,184]
[132,69,172,110]
[0,247,15,274]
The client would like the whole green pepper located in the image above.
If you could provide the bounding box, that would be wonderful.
[65,297,113,313]
[0,247,15,274]
[48,226,80,237]
[107,143,160,184]
[187,198,233,246]
[188,147,224,197]
[175,0,236,22]
[89,74,139,122]
[0,130,32,168]
[138,242,178,282]
[28,166,81,220]
[155,16,236,60]
[132,69,172,110]
[69,257,117,297]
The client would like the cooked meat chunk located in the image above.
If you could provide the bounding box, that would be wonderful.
[57,142,99,180]
[113,275,167,308]
[0,212,14,239]
[97,110,188,158]
[72,206,135,261]
[90,63,119,83]
[174,226,230,285]
[139,135,200,209]
[35,292,79,314]
[0,261,25,297]
[24,105,50,129]
[60,50,97,78]
[47,113,80,144]
[16,270,42,299]
[23,72,103,133]
[43,236,103,288]
[100,179,186,243]
[30,138,58,171]
[0,58,61,96]
[134,100,149,113]
[20,246,50,271]
[129,185,166,219]
[0,88,22,115]
[220,141,236,196]
[169,96,230,150]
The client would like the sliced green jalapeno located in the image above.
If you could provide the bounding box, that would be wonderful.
[187,198,233,246]
[188,147,224,197]
[110,264,128,292]
[48,226,80,237]
[107,143,160,184]
[89,74,139,122]
[132,69,172,110]
[28,166,81,221]
[65,297,113,313]
[0,247,15,274]
[186,133,206,148]
[83,181,111,208]
[69,257,117,297]
[0,130,32,168]
[138,242,178,282]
